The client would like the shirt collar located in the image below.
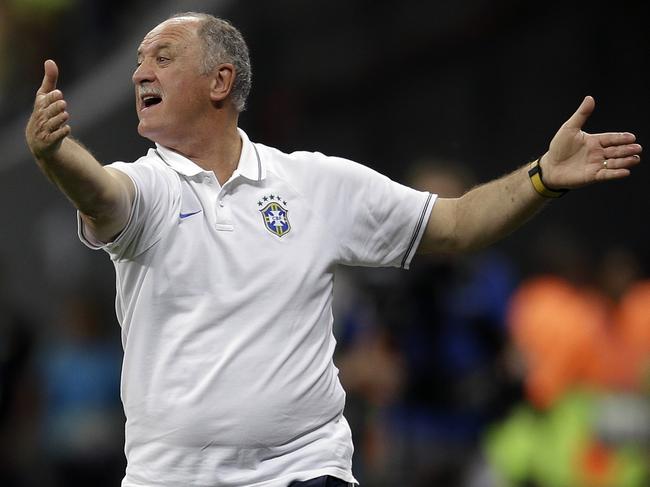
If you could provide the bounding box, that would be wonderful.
[153,128,266,181]
[233,128,266,181]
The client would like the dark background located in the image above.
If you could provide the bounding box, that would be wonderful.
[0,1,648,486]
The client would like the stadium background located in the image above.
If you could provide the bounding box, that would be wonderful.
[0,1,648,486]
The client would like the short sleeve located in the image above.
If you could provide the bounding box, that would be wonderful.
[77,157,180,260]
[320,155,436,269]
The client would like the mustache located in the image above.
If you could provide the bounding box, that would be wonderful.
[137,86,163,98]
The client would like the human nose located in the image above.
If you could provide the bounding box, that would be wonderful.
[132,59,155,84]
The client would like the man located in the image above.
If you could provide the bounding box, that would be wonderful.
[24,11,641,487]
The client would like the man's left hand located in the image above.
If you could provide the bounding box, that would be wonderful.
[540,96,642,189]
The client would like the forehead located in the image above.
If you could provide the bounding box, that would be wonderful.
[137,17,202,55]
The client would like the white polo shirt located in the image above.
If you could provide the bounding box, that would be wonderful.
[79,129,435,487]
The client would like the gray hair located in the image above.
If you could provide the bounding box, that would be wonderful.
[169,12,252,112]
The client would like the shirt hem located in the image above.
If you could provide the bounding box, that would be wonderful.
[121,467,357,487]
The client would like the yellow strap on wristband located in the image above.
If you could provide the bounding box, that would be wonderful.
[528,158,568,198]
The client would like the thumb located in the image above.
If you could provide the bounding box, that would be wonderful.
[563,95,595,130]
[38,59,59,94]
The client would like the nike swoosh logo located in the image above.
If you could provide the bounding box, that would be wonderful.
[179,210,202,219]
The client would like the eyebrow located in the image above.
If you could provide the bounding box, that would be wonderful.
[137,42,173,58]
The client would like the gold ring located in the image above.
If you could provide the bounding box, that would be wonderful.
[603,159,608,168]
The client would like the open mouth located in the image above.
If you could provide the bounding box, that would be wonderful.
[142,96,162,109]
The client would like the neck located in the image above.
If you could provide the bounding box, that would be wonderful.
[163,115,242,185]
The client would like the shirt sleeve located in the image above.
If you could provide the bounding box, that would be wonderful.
[77,158,180,260]
[318,154,436,269]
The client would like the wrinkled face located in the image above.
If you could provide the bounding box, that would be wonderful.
[133,17,211,146]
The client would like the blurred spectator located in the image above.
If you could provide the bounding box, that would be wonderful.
[485,390,649,487]
[37,290,124,487]
[337,158,519,486]
[483,245,650,487]
[509,247,650,409]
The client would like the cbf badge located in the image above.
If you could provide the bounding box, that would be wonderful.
[258,195,291,237]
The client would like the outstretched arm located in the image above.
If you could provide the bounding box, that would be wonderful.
[419,96,642,254]
[25,60,134,243]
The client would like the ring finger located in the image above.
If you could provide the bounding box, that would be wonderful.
[44,111,69,133]
[603,143,642,160]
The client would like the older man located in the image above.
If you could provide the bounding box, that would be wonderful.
[25,11,641,487]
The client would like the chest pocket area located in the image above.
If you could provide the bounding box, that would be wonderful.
[179,183,204,220]
[153,182,213,298]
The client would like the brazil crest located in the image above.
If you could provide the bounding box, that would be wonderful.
[260,201,291,237]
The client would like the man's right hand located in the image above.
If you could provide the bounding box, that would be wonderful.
[25,59,71,159]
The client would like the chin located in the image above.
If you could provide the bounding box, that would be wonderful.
[139,126,180,150]
[138,122,162,143]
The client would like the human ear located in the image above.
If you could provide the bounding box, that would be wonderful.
[210,63,235,104]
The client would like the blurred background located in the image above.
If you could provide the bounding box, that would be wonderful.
[1,0,649,486]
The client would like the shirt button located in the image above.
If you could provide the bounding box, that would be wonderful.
[219,201,224,207]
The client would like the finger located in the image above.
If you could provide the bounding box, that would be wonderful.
[46,124,71,145]
[603,143,643,159]
[43,89,64,105]
[44,111,70,133]
[563,95,595,130]
[43,99,67,119]
[603,155,641,170]
[37,59,59,95]
[597,132,638,148]
[33,89,64,111]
